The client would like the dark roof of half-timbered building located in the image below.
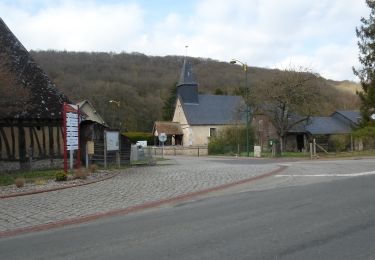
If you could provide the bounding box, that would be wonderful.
[0,18,69,120]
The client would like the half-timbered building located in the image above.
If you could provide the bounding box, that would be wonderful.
[0,18,69,169]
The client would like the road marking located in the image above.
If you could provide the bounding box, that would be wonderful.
[276,171,375,178]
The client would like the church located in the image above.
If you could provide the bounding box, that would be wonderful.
[153,58,362,152]
[170,59,246,147]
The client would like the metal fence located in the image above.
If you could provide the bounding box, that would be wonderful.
[0,140,131,173]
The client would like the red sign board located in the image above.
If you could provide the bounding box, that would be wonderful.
[63,102,81,172]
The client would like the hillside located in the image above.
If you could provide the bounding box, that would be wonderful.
[29,50,361,132]
[331,80,362,94]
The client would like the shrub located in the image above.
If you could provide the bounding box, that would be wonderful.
[73,168,88,180]
[208,125,254,155]
[55,171,67,182]
[329,135,350,152]
[14,177,25,188]
[123,132,154,145]
[353,126,375,149]
[89,164,99,173]
[208,141,225,155]
[353,126,375,139]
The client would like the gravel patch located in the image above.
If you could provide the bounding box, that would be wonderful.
[0,171,115,197]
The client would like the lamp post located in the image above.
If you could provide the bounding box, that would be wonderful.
[230,59,250,157]
[109,100,121,130]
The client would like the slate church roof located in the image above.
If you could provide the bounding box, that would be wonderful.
[0,18,69,120]
[177,59,199,104]
[178,59,197,86]
[181,95,244,125]
[176,58,245,125]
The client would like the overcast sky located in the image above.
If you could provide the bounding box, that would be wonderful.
[0,0,369,81]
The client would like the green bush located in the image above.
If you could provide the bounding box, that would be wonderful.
[353,126,375,139]
[55,171,67,182]
[208,125,254,155]
[353,126,375,149]
[123,132,154,145]
[208,141,225,155]
[329,135,350,152]
[353,126,375,141]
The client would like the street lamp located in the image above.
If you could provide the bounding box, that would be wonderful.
[109,100,121,130]
[109,100,120,107]
[230,59,250,157]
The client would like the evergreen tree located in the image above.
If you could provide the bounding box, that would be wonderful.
[162,83,177,121]
[354,0,375,126]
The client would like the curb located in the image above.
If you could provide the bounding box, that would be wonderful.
[0,172,119,199]
[0,165,287,238]
[0,162,169,199]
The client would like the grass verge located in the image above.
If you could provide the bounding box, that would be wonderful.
[0,169,62,187]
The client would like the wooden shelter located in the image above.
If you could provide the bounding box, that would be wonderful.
[152,121,183,146]
[77,100,131,165]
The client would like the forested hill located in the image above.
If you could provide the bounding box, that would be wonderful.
[29,50,360,132]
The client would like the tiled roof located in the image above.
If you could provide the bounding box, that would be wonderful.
[182,94,245,125]
[154,121,183,135]
[0,18,69,120]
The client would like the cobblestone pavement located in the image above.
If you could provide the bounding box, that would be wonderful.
[0,156,279,233]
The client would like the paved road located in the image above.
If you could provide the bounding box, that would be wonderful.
[1,156,375,235]
[1,166,374,259]
[0,156,279,233]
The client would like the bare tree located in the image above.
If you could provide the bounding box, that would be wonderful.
[258,65,321,151]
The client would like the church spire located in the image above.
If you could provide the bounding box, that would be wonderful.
[177,58,199,104]
[178,58,197,86]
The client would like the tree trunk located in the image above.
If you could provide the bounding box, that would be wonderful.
[275,135,283,157]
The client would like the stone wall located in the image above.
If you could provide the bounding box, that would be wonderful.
[0,159,64,172]
[145,146,208,157]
